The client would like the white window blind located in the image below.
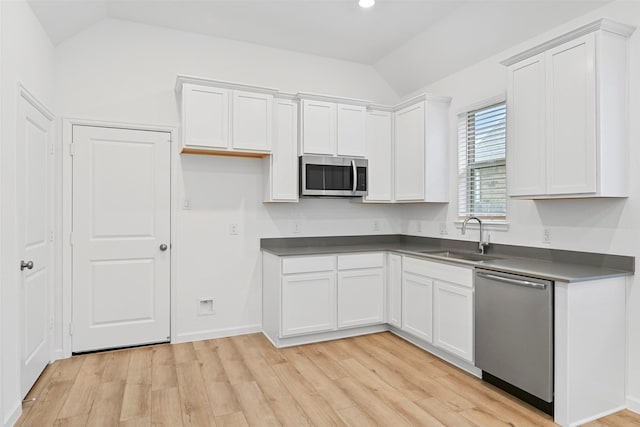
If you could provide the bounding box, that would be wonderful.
[458,102,507,218]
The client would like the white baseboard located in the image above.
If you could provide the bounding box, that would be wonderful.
[627,396,640,414]
[50,349,64,362]
[569,405,626,427]
[266,324,389,348]
[4,403,21,427]
[389,327,481,378]
[173,324,262,344]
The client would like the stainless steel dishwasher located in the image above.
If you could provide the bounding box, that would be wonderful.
[475,269,553,415]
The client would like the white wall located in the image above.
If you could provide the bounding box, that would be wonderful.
[399,0,640,409]
[374,0,611,97]
[54,19,404,345]
[0,0,55,425]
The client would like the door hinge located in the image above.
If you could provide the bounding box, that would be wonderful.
[69,143,75,156]
[69,323,73,336]
[50,143,55,155]
[49,230,54,242]
[69,232,74,246]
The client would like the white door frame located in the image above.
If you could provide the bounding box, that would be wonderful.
[61,117,178,358]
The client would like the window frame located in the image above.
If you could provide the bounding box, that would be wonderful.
[457,96,507,221]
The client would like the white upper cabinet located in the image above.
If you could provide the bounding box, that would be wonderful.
[264,97,298,202]
[299,95,367,157]
[545,35,596,195]
[394,96,451,203]
[507,54,546,196]
[301,99,336,155]
[503,19,635,198]
[365,108,393,202]
[177,75,453,204]
[182,84,230,150]
[232,90,273,152]
[395,102,425,201]
[177,76,275,156]
[394,102,425,201]
[337,104,367,156]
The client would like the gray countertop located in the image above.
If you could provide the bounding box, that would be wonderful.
[261,235,634,283]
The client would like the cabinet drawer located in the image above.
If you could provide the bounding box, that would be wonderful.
[282,256,335,274]
[404,257,473,288]
[337,252,384,270]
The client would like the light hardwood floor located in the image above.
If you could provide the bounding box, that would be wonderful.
[15,332,640,426]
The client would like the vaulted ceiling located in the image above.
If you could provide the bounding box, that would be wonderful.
[27,0,611,96]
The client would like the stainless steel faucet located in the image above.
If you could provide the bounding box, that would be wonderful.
[462,216,487,254]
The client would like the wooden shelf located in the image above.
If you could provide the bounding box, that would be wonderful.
[180,147,270,158]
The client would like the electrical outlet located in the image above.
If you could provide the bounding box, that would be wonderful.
[439,223,448,236]
[229,224,239,235]
[373,220,380,232]
[198,298,215,316]
[182,198,191,210]
[293,222,301,233]
[543,228,551,243]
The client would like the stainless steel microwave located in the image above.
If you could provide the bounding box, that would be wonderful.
[299,155,368,197]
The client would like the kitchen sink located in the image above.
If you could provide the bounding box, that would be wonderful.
[420,250,501,262]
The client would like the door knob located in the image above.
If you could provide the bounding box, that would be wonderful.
[20,260,34,271]
[159,244,168,251]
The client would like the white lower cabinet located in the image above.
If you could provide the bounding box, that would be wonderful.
[268,252,385,340]
[264,250,473,367]
[337,253,385,329]
[402,271,434,342]
[401,256,473,361]
[433,280,474,363]
[337,269,384,328]
[281,272,336,337]
[386,253,402,328]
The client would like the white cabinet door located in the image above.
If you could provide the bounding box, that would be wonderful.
[337,269,384,329]
[503,24,631,199]
[337,104,366,157]
[182,84,230,149]
[387,253,402,328]
[265,98,298,202]
[433,281,474,363]
[281,272,336,337]
[232,90,273,152]
[365,110,393,202]
[546,34,596,195]
[394,102,425,201]
[507,54,547,197]
[402,271,433,343]
[301,99,337,155]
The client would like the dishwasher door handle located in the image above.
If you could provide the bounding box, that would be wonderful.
[477,272,548,289]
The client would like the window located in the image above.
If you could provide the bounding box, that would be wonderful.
[458,101,507,219]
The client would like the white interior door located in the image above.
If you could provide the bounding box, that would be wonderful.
[71,125,171,352]
[17,92,54,397]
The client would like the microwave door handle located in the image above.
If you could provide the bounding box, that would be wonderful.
[351,160,357,193]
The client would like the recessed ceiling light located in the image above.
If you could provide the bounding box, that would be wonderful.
[359,0,375,8]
